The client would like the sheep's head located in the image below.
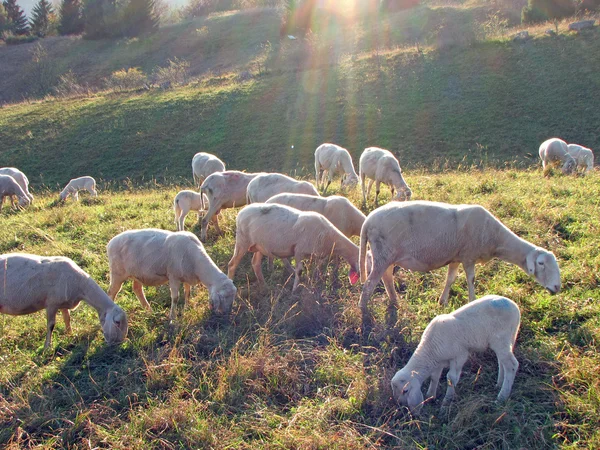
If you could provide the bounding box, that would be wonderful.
[342,173,359,188]
[391,368,424,414]
[209,279,236,314]
[59,190,68,201]
[392,187,412,202]
[100,305,128,345]
[526,248,561,294]
[562,158,576,175]
[18,196,30,207]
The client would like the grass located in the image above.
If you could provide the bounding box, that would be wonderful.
[0,169,598,448]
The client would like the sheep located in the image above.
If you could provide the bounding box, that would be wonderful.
[227,203,363,292]
[538,138,576,175]
[59,176,97,201]
[107,229,236,320]
[265,193,366,238]
[391,295,520,415]
[567,143,594,174]
[246,173,320,204]
[359,147,412,206]
[173,190,207,231]
[0,167,34,203]
[314,143,359,192]
[359,201,561,314]
[0,253,128,350]
[199,170,263,241]
[0,174,31,210]
[192,152,226,187]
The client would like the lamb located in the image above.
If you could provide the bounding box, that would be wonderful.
[566,143,594,174]
[391,295,520,415]
[265,193,366,238]
[246,173,319,204]
[538,138,576,175]
[359,147,412,205]
[173,190,207,231]
[314,143,359,192]
[359,201,561,314]
[107,229,236,320]
[199,171,263,241]
[227,203,362,292]
[0,167,34,203]
[59,176,97,201]
[192,152,226,187]
[0,174,31,210]
[0,253,128,350]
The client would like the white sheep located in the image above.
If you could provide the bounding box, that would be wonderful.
[0,167,34,203]
[227,203,363,291]
[173,190,207,231]
[538,138,576,175]
[59,176,98,201]
[192,152,226,187]
[107,229,236,320]
[246,173,320,204]
[0,253,128,350]
[314,143,359,192]
[359,147,412,205]
[199,170,263,241]
[566,143,594,174]
[0,174,31,210]
[391,295,520,414]
[359,201,561,313]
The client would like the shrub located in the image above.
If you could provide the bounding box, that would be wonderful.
[53,70,90,97]
[4,33,38,44]
[152,57,190,87]
[104,67,148,91]
[521,0,575,23]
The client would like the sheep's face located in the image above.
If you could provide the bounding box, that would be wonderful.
[391,369,424,414]
[101,306,128,345]
[526,249,561,294]
[392,187,412,202]
[209,280,236,314]
[342,174,359,188]
[59,190,68,201]
[562,158,576,175]
[18,196,30,207]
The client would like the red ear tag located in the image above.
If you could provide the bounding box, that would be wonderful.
[349,270,359,285]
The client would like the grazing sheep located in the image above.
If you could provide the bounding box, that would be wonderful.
[567,144,594,174]
[246,173,319,204]
[314,143,359,192]
[266,193,366,238]
[0,174,31,210]
[0,253,128,350]
[107,229,236,320]
[0,167,34,203]
[199,171,263,241]
[173,190,207,231]
[539,138,576,175]
[59,176,97,201]
[192,152,226,187]
[391,295,520,415]
[227,203,362,291]
[359,201,561,313]
[359,147,412,205]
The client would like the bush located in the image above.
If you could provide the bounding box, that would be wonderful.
[521,0,575,23]
[104,67,148,91]
[53,70,90,97]
[152,58,190,87]
[4,33,38,44]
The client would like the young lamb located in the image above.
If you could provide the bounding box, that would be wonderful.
[0,253,128,350]
[391,295,520,415]
[227,203,362,292]
[359,201,561,313]
[0,167,34,203]
[107,229,237,320]
[265,193,366,238]
[0,174,31,210]
[314,143,359,192]
[538,138,576,175]
[359,147,412,205]
[173,190,207,231]
[566,143,594,174]
[192,152,226,187]
[199,170,263,241]
[59,176,98,201]
[246,173,320,204]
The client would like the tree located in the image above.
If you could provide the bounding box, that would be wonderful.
[59,0,84,35]
[30,0,54,36]
[0,3,9,34]
[82,0,116,39]
[122,0,158,37]
[521,0,575,22]
[3,0,29,35]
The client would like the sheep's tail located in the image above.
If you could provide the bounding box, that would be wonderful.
[359,223,368,283]
[173,198,180,223]
[200,187,206,210]
[246,191,252,205]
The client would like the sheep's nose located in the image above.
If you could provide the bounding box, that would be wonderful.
[547,285,560,294]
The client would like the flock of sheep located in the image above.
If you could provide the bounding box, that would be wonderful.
[0,136,594,415]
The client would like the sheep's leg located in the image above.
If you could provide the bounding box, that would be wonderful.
[107,275,126,301]
[315,161,321,189]
[361,174,367,205]
[227,243,247,280]
[10,196,16,208]
[292,260,303,292]
[132,280,152,311]
[251,252,266,288]
[74,191,79,201]
[493,346,519,402]
[324,171,333,194]
[168,279,181,322]
[374,181,381,206]
[201,203,220,241]
[426,363,445,399]
[358,260,390,312]
[381,265,398,307]
[442,354,468,406]
[438,262,460,305]
[463,262,476,302]
[178,209,189,232]
[61,309,72,334]
[366,179,374,200]
[91,188,98,197]
[213,213,222,236]
[497,358,505,388]
[44,307,58,350]
[183,283,191,309]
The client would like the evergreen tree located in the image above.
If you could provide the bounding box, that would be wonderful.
[30,0,54,36]
[3,0,29,34]
[122,0,158,37]
[0,3,9,34]
[82,0,116,39]
[59,0,84,35]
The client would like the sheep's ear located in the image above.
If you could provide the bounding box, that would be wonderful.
[526,250,537,275]
[99,311,107,326]
[407,384,424,415]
